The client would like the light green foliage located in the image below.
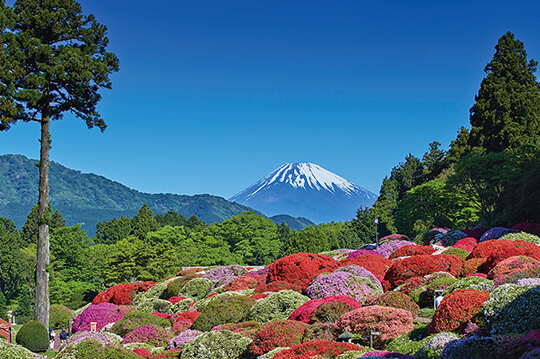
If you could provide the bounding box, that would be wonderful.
[249,290,309,323]
[172,298,193,314]
[110,311,170,337]
[133,278,175,305]
[94,216,133,245]
[500,232,540,245]
[386,333,433,358]
[49,304,73,330]
[136,298,174,315]
[180,330,252,359]
[257,347,288,359]
[285,221,357,255]
[0,339,41,359]
[195,291,246,313]
[177,278,214,301]
[132,204,160,240]
[192,295,256,332]
[15,320,49,353]
[146,225,190,247]
[441,247,469,260]
[443,276,494,296]
[56,339,139,359]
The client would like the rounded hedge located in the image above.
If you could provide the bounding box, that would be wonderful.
[110,310,171,337]
[366,291,420,317]
[191,295,256,332]
[15,319,49,353]
[250,319,309,355]
[249,290,309,323]
[181,330,252,359]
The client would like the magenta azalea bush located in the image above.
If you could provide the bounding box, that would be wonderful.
[306,271,383,303]
[376,240,416,258]
[347,249,384,259]
[72,303,133,333]
[479,227,516,242]
[167,329,203,349]
[123,324,171,347]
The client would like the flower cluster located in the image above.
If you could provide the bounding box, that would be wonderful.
[271,340,363,359]
[517,278,540,286]
[93,282,157,306]
[224,274,266,291]
[110,310,171,337]
[72,303,134,333]
[443,276,494,296]
[266,253,339,292]
[247,266,269,276]
[339,254,393,281]
[479,227,516,242]
[376,240,416,258]
[167,329,203,349]
[389,244,435,259]
[337,305,414,343]
[428,289,490,334]
[468,239,540,273]
[346,249,384,259]
[211,321,263,339]
[203,265,247,282]
[288,296,361,323]
[306,271,382,303]
[440,336,497,359]
[436,230,468,247]
[336,265,383,288]
[250,320,309,355]
[60,331,123,351]
[123,324,171,347]
[384,255,464,288]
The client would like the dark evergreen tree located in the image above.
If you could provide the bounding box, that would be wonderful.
[468,32,540,153]
[155,210,188,227]
[94,216,133,245]
[186,215,207,232]
[422,141,447,181]
[0,291,6,320]
[446,127,471,165]
[349,207,378,245]
[0,0,118,326]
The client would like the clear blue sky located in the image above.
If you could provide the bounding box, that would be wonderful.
[1,0,539,198]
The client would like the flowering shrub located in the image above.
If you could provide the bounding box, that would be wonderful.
[310,301,357,324]
[487,255,540,281]
[0,340,48,359]
[336,265,383,289]
[389,244,436,259]
[177,268,203,276]
[289,296,361,323]
[440,336,497,359]
[191,295,256,332]
[420,332,460,358]
[266,253,339,292]
[479,227,516,242]
[492,332,540,359]
[56,339,139,359]
[247,266,270,276]
[49,304,74,330]
[500,232,540,245]
[133,278,176,305]
[223,274,266,291]
[511,223,540,236]
[166,274,202,298]
[271,340,363,359]
[306,271,383,303]
[394,276,424,295]
[167,329,203,349]
[452,237,478,253]
[380,234,411,242]
[93,281,156,305]
[337,305,414,343]
[441,247,470,260]
[495,266,540,286]
[180,330,252,359]
[517,278,540,286]
[376,240,416,258]
[443,276,494,296]
[176,277,214,301]
[171,298,194,314]
[173,311,200,329]
[60,331,123,351]
[211,321,264,339]
[467,240,540,272]
[409,276,457,307]
[462,258,488,276]
[253,280,303,294]
[72,303,134,333]
[123,324,171,347]
[415,229,446,245]
[110,310,171,337]
[437,230,468,247]
[203,265,247,282]
[361,351,417,358]
[462,226,489,240]
[521,348,540,359]
[137,298,174,315]
[482,284,540,335]
[366,291,420,317]
[249,290,310,323]
[346,249,384,259]
[250,320,309,355]
[339,255,393,281]
[428,289,489,334]
[384,255,464,289]
[302,322,341,342]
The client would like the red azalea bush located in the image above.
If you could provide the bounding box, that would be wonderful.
[511,223,540,236]
[210,321,264,339]
[151,312,174,322]
[93,281,156,305]
[389,245,436,259]
[289,296,361,323]
[253,280,303,294]
[177,268,203,276]
[172,311,201,332]
[250,293,269,300]
[395,276,424,295]
[365,291,420,317]
[337,305,414,343]
[250,319,309,355]
[380,234,410,242]
[384,255,464,289]
[463,258,488,276]
[223,274,266,291]
[133,348,152,358]
[266,253,339,292]
[467,239,540,272]
[339,254,393,281]
[452,237,478,253]
[487,255,540,280]
[167,296,188,305]
[272,340,364,359]
[428,288,489,335]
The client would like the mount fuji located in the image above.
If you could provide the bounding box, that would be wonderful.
[229,163,378,224]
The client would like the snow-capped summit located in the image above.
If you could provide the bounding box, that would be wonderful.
[229,163,377,224]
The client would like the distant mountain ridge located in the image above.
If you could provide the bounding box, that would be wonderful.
[230,162,377,224]
[0,154,258,236]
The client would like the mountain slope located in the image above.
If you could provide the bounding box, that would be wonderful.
[229,163,377,224]
[0,154,257,235]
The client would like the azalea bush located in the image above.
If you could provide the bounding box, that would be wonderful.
[60,331,123,351]
[249,289,310,323]
[0,339,48,359]
[166,273,202,298]
[266,253,339,292]
[93,281,156,305]
[302,322,341,342]
[440,336,497,359]
[223,274,266,291]
[487,255,540,281]
[167,329,203,349]
[501,232,540,245]
[376,240,416,258]
[336,265,383,288]
[203,265,247,282]
[441,247,470,260]
[339,255,393,281]
[169,330,253,359]
[49,304,74,330]
[137,298,174,315]
[110,310,171,337]
[310,300,357,324]
[428,289,490,334]
[479,227,516,242]
[366,291,420,317]
[409,276,457,307]
[211,321,264,339]
[123,324,171,347]
[250,320,309,355]
[288,296,361,323]
[511,223,540,236]
[72,303,134,333]
[389,244,436,259]
[443,276,494,296]
[452,237,478,253]
[346,249,384,259]
[420,332,461,359]
[306,270,383,303]
[253,280,303,294]
[191,295,256,332]
[337,305,414,344]
[176,277,214,301]
[56,339,139,359]
[467,239,540,273]
[271,340,364,359]
[462,258,488,276]
[437,230,468,247]
[384,255,464,289]
[462,226,489,240]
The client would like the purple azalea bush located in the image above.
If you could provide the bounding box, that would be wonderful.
[306,271,382,303]
[362,351,417,358]
[517,278,540,286]
[336,265,383,289]
[376,240,416,258]
[203,265,247,282]
[247,266,269,276]
[435,230,468,247]
[72,303,133,333]
[167,329,203,349]
[123,324,170,347]
[60,331,122,351]
[479,227,516,242]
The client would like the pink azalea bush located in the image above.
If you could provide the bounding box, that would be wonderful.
[203,265,247,282]
[72,303,134,333]
[337,305,414,343]
[336,265,383,289]
[167,329,203,349]
[123,324,171,347]
[487,255,540,281]
[288,296,362,323]
[306,271,383,303]
[452,237,478,253]
[376,240,416,258]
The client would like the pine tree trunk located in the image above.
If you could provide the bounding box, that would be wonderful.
[35,116,50,327]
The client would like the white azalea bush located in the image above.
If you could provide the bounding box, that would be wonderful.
[180,330,252,359]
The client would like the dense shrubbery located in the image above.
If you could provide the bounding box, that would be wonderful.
[306,270,383,303]
[249,289,309,323]
[49,304,74,330]
[467,240,540,272]
[191,295,256,332]
[253,280,303,294]
[93,281,156,305]
[110,310,171,337]
[123,324,171,347]
[384,255,464,288]
[15,320,49,353]
[389,244,435,259]
[250,319,309,355]
[271,340,364,359]
[487,255,540,281]
[339,254,393,281]
[366,291,420,317]
[73,303,134,332]
[180,330,252,358]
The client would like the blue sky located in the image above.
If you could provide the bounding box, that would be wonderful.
[1,0,539,198]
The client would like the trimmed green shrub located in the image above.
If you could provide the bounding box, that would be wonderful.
[441,247,470,260]
[49,304,74,330]
[0,339,42,359]
[181,330,252,359]
[302,322,341,342]
[310,301,356,323]
[500,232,540,245]
[367,291,420,317]
[249,290,309,323]
[15,320,49,353]
[192,295,256,332]
[110,311,171,337]
[178,277,214,301]
[166,273,203,298]
[133,278,174,305]
[172,298,193,314]
[136,298,174,314]
[56,339,139,359]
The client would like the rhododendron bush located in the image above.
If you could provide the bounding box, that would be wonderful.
[346,249,384,259]
[366,291,420,317]
[266,253,339,291]
[223,274,266,291]
[443,276,494,296]
[436,230,468,247]
[253,280,303,294]
[211,321,264,339]
[462,226,489,240]
[167,329,203,349]
[203,265,247,282]
[93,281,156,305]
[452,237,478,252]
[271,340,364,359]
[428,289,490,334]
[72,303,134,333]
[110,310,171,337]
[337,305,414,343]
[250,319,309,355]
[384,255,464,288]
[306,270,383,303]
[467,240,540,272]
